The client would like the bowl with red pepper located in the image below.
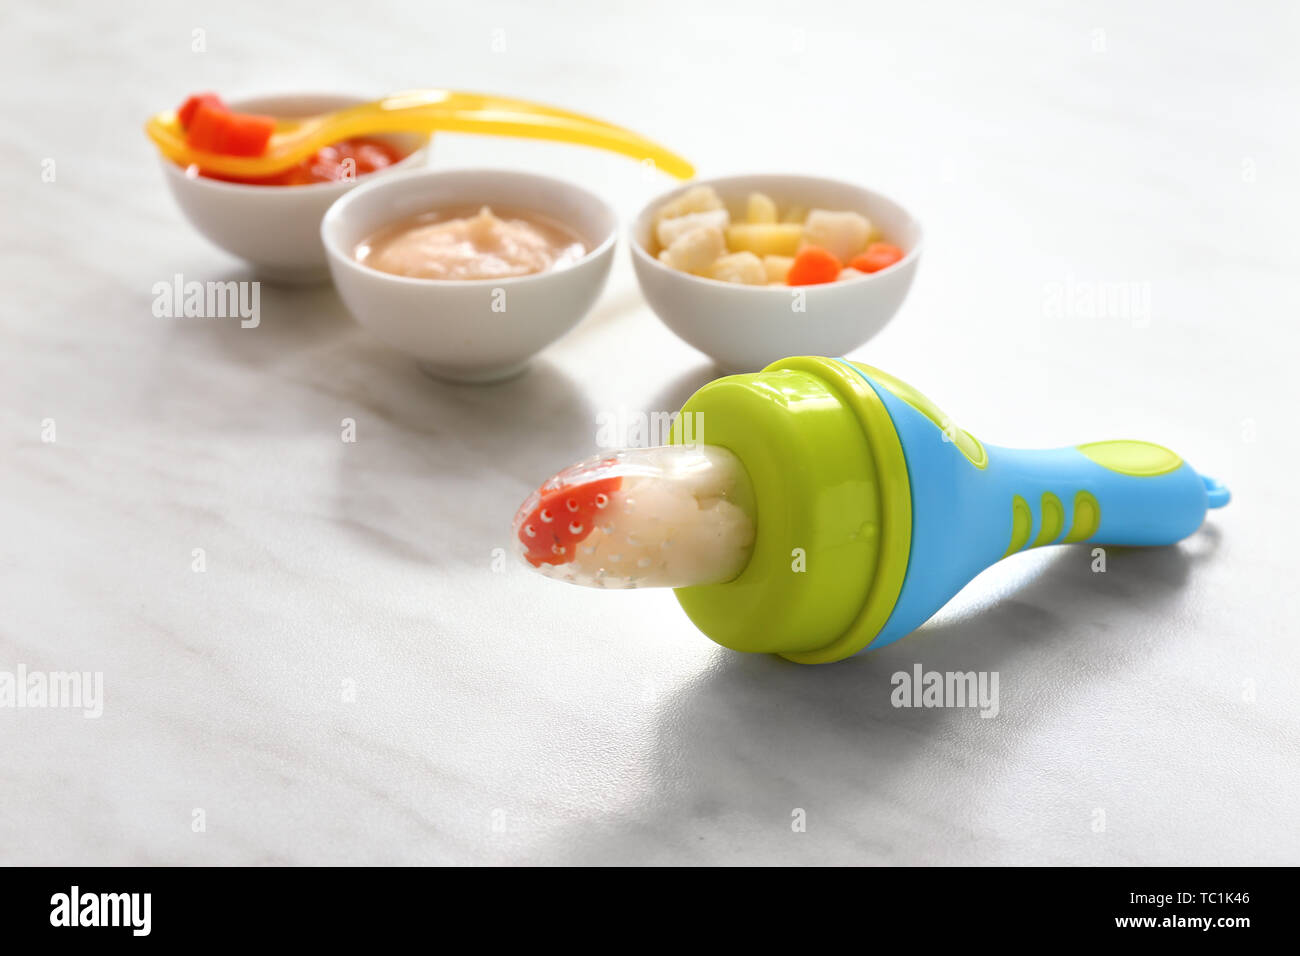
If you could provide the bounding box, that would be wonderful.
[159,92,430,283]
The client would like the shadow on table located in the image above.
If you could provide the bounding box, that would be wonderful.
[159,266,594,443]
[645,360,729,417]
[532,536,1214,863]
[324,350,596,563]
[158,267,356,369]
[155,266,596,562]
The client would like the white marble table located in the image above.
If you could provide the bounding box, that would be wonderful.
[2,0,1296,865]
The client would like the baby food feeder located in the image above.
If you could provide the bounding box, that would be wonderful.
[146,88,694,179]
[514,356,1230,663]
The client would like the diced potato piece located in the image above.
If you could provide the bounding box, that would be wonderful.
[725,222,803,257]
[655,185,724,223]
[763,254,794,284]
[656,209,729,250]
[781,204,808,224]
[746,192,778,224]
[661,226,726,276]
[802,209,872,263]
[838,267,866,281]
[710,251,766,285]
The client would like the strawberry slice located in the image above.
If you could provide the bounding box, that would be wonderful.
[517,475,622,567]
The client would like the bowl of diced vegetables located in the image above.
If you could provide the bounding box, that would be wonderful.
[630,174,922,371]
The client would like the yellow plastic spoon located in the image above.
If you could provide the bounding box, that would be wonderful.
[145,88,694,180]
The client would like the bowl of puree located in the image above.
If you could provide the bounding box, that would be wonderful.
[322,168,617,383]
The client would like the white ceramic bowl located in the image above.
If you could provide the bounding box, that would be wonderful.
[321,168,617,383]
[631,174,923,371]
[159,93,430,283]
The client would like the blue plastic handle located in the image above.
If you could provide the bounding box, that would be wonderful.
[847,366,1228,650]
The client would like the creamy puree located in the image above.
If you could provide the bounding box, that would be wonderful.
[355,205,588,280]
